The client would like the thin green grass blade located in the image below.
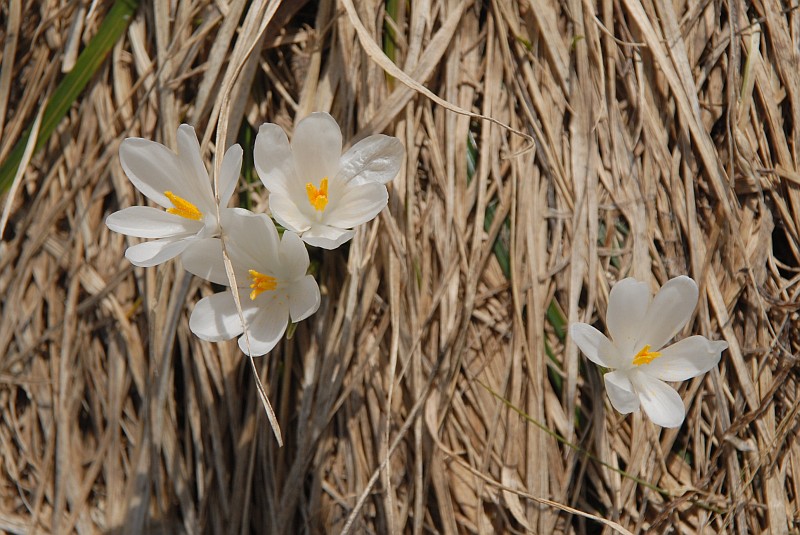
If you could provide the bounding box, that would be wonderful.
[468,130,564,332]
[476,379,725,513]
[547,299,567,342]
[467,130,511,278]
[0,0,140,193]
[383,0,399,87]
[237,119,256,210]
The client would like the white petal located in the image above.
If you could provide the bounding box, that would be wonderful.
[639,276,699,350]
[125,238,190,266]
[603,371,640,414]
[181,238,229,285]
[214,207,252,251]
[119,138,184,207]
[268,193,312,233]
[632,372,686,428]
[225,212,280,274]
[337,134,404,186]
[606,278,651,355]
[569,323,620,368]
[291,112,342,185]
[176,124,214,210]
[277,230,310,279]
[289,275,320,323]
[106,206,201,238]
[238,300,289,357]
[218,208,261,283]
[643,336,727,382]
[220,206,254,222]
[325,182,388,228]
[189,292,244,341]
[218,144,243,206]
[196,213,221,239]
[255,123,297,198]
[301,225,355,249]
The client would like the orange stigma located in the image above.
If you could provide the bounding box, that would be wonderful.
[248,269,277,300]
[305,177,329,212]
[632,344,661,366]
[164,191,202,220]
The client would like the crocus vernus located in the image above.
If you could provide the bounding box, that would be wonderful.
[183,210,320,357]
[254,112,404,249]
[570,276,728,428]
[106,125,242,266]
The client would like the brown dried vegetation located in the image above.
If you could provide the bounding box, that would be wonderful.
[0,0,799,533]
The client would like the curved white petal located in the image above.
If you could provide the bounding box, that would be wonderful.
[603,371,640,414]
[106,206,201,238]
[218,144,243,206]
[181,238,230,285]
[570,323,619,368]
[213,208,261,282]
[337,134,404,186]
[301,225,355,249]
[189,292,245,342]
[119,138,184,207]
[292,113,342,185]
[277,230,310,279]
[268,193,312,233]
[325,182,388,228]
[219,206,257,234]
[195,212,221,239]
[238,300,289,356]
[606,278,651,355]
[289,275,320,323]
[255,123,297,198]
[643,335,727,382]
[632,372,686,428]
[220,206,255,223]
[176,124,214,212]
[221,211,279,275]
[223,210,278,263]
[639,276,699,351]
[125,238,190,266]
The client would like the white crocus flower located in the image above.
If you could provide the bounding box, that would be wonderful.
[569,276,728,428]
[105,125,242,266]
[182,210,320,357]
[254,112,404,249]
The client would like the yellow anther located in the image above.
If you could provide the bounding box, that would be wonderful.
[632,344,661,366]
[164,191,202,221]
[249,269,277,300]
[305,177,329,212]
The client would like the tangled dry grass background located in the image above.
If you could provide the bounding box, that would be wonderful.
[1,0,799,533]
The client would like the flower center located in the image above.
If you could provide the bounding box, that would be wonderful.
[249,269,277,300]
[305,177,329,212]
[632,344,661,366]
[164,191,202,221]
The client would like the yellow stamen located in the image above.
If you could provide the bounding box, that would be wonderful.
[305,177,329,212]
[632,344,661,366]
[249,269,277,300]
[164,191,202,221]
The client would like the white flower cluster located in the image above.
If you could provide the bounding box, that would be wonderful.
[106,113,727,430]
[106,113,403,356]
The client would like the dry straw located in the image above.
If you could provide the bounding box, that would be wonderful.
[0,0,798,533]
